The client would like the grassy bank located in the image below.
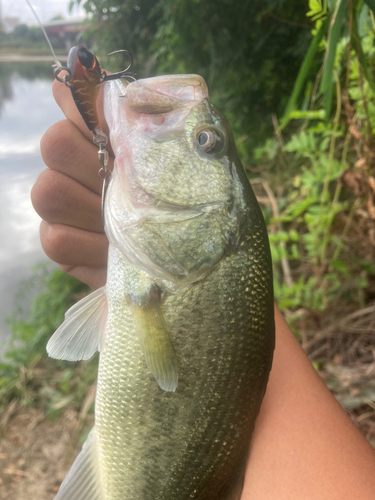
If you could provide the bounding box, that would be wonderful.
[0,265,97,420]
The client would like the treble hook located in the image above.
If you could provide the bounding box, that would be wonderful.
[100,50,137,82]
[53,45,137,227]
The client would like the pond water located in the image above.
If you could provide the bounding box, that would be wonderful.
[0,62,64,351]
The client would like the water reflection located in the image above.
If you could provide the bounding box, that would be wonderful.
[0,62,64,349]
[0,62,54,115]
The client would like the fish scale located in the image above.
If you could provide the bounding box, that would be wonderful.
[94,217,273,500]
[48,74,274,500]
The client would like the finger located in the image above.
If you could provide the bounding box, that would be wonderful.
[40,221,108,270]
[32,169,103,234]
[59,264,107,290]
[52,77,114,157]
[40,120,111,196]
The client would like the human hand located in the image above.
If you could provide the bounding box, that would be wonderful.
[31,78,111,290]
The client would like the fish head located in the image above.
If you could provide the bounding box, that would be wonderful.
[104,75,256,284]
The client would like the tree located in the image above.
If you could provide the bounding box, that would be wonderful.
[72,0,312,158]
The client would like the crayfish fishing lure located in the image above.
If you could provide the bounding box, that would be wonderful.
[25,0,136,221]
[55,46,136,220]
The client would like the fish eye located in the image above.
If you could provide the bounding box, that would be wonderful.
[196,128,225,155]
[78,48,95,69]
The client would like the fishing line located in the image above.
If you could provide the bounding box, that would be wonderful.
[24,0,136,227]
[24,0,62,69]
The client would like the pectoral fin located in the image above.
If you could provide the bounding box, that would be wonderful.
[47,286,108,361]
[131,286,178,392]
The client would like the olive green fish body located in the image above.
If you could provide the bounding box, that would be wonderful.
[48,74,274,500]
[97,235,273,499]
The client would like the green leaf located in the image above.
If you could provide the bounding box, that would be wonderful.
[363,0,375,15]
[320,0,347,118]
[351,32,375,94]
[307,0,327,21]
[330,259,348,274]
[358,4,371,37]
[277,231,289,242]
[270,244,280,262]
[289,229,300,242]
[288,109,326,120]
[292,244,300,259]
[280,14,331,129]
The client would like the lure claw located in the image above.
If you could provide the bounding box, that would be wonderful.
[101,50,137,82]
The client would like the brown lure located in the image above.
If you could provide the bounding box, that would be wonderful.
[54,45,136,224]
[55,45,135,136]
[67,46,102,132]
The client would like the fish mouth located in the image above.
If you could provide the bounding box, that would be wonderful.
[124,74,209,114]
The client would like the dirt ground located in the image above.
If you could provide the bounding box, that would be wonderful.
[0,406,86,500]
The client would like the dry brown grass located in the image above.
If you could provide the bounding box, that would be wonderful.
[303,303,375,447]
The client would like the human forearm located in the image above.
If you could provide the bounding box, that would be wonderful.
[242,305,375,499]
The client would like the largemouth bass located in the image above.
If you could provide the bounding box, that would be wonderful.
[47,74,275,500]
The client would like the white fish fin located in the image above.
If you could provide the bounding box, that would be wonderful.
[131,286,178,392]
[47,286,107,361]
[54,427,104,500]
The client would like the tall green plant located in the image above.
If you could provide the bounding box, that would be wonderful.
[259,0,375,316]
[281,0,375,127]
